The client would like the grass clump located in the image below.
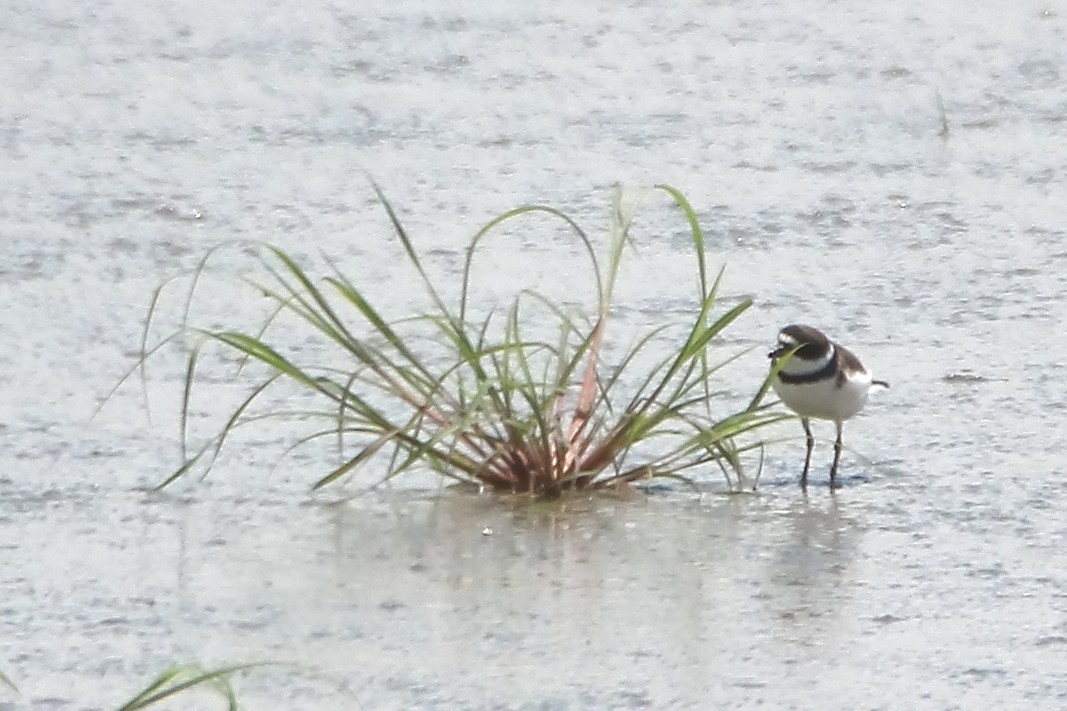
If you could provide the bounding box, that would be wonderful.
[137,184,784,496]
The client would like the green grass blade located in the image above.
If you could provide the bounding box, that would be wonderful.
[460,204,602,323]
[179,343,201,463]
[748,345,799,411]
[210,332,333,397]
[324,273,430,379]
[371,181,456,320]
[114,663,268,711]
[654,183,708,298]
[312,429,399,489]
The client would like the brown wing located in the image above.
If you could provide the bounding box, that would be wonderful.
[834,344,867,387]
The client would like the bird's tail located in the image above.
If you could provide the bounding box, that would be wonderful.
[872,379,890,389]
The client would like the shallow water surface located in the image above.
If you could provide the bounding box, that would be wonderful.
[2,0,1067,708]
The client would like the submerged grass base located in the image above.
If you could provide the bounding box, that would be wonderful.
[133,184,786,497]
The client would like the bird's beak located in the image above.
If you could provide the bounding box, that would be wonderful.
[768,345,787,360]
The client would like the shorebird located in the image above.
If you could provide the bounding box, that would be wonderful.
[768,324,888,488]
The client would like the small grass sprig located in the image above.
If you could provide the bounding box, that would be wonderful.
[114,664,251,711]
[0,668,16,694]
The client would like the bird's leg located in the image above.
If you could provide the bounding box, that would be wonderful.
[801,418,814,488]
[830,420,843,489]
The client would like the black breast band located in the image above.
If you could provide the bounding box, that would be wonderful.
[778,351,837,385]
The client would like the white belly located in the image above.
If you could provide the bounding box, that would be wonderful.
[772,372,872,422]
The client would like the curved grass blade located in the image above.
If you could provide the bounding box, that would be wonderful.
[312,428,402,489]
[747,344,800,412]
[371,181,456,321]
[460,204,602,323]
[655,183,708,298]
[179,342,202,463]
[114,663,264,711]
[91,330,183,423]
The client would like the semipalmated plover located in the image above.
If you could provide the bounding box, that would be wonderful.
[768,324,888,489]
